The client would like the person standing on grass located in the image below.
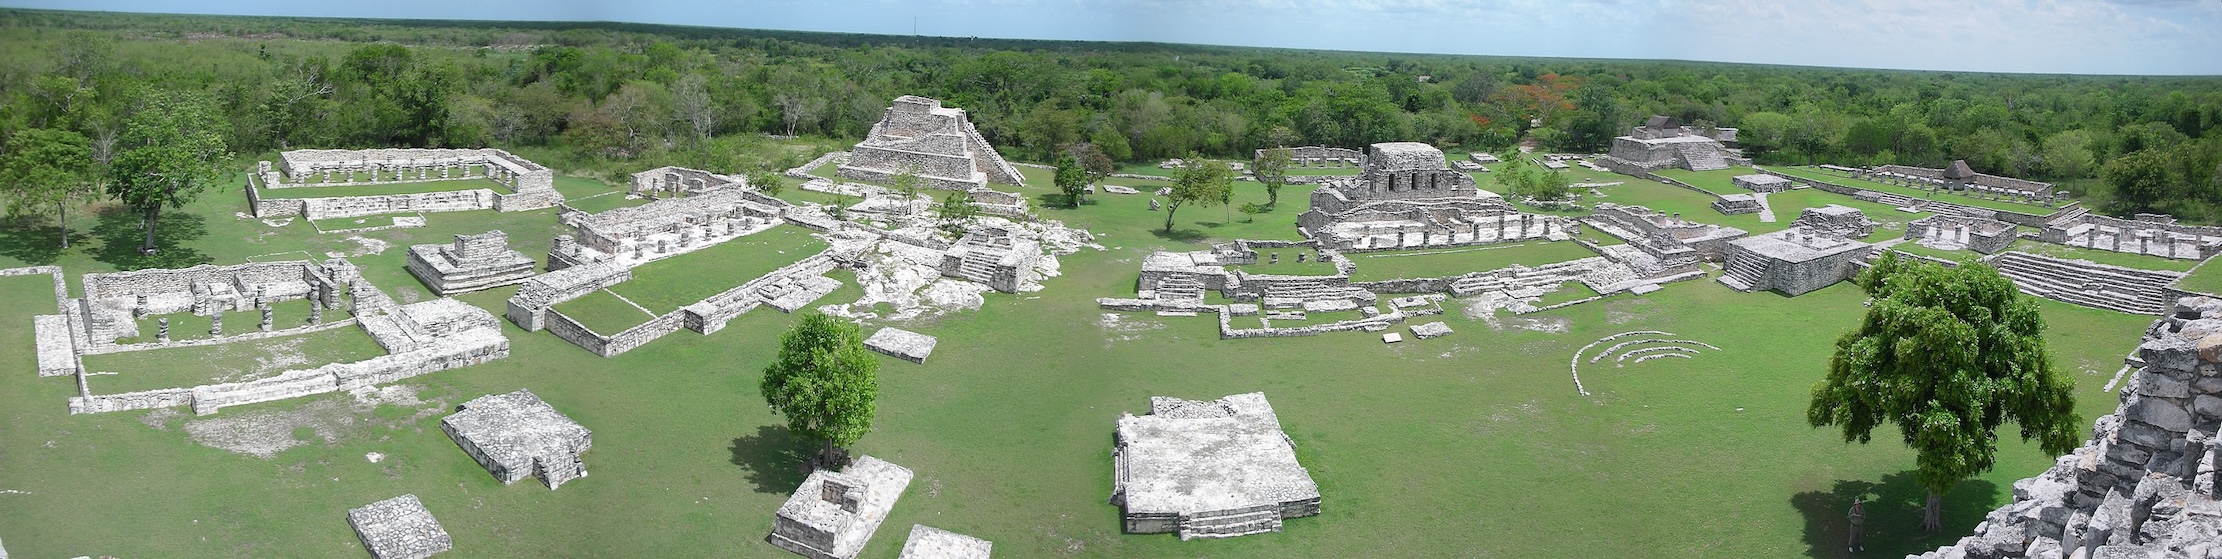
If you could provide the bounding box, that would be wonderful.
[1848,497,1867,552]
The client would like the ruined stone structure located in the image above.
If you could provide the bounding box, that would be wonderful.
[547,186,789,270]
[1598,116,1747,173]
[73,260,351,346]
[441,389,592,489]
[347,494,451,559]
[1713,193,1763,215]
[1909,297,2222,559]
[1990,251,2186,315]
[864,327,937,364]
[2042,211,2222,261]
[630,166,741,198]
[1869,160,2059,205]
[250,148,560,219]
[896,525,991,559]
[839,95,1022,191]
[1585,203,1748,269]
[1791,204,1879,240]
[939,226,1040,293]
[1253,145,1363,168]
[1719,227,1876,296]
[1731,173,1792,193]
[769,455,914,559]
[1112,392,1321,539]
[405,230,537,296]
[1298,142,1569,251]
[1906,215,2017,254]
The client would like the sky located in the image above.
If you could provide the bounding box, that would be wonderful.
[7,0,2219,75]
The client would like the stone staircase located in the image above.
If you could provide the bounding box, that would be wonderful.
[1179,506,1284,540]
[1717,254,1767,292]
[1989,252,2183,314]
[1449,260,1593,296]
[953,254,999,284]
[1151,274,1206,306]
[1679,143,1730,172]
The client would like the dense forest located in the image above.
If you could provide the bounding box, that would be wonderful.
[2,9,2221,222]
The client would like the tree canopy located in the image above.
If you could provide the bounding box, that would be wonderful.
[1165,156,1233,232]
[0,128,98,248]
[1808,253,2081,532]
[107,89,228,256]
[759,313,880,469]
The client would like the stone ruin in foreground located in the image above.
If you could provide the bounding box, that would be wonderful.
[769,455,914,559]
[348,494,451,559]
[1910,296,2222,559]
[440,389,592,489]
[1112,392,1321,540]
[839,95,1023,191]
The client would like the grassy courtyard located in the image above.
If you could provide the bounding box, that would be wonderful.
[550,289,659,334]
[1346,241,1599,281]
[0,149,2180,559]
[1765,166,2060,214]
[79,322,389,394]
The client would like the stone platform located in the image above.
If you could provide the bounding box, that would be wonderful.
[896,525,992,559]
[348,494,451,559]
[440,389,592,489]
[864,327,938,364]
[769,455,914,559]
[1111,392,1321,540]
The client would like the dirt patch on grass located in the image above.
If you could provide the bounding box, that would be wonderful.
[180,384,448,459]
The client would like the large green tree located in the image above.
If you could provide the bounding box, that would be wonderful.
[1165,156,1233,232]
[109,90,229,256]
[1254,146,1291,207]
[1053,151,1087,208]
[0,128,100,249]
[1808,253,2082,533]
[760,312,880,470]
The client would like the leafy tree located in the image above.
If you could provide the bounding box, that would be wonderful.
[2039,130,2097,180]
[1562,83,1625,153]
[744,166,785,197]
[1254,146,1291,207]
[1165,155,1233,232]
[933,189,979,236]
[1238,201,1267,223]
[1808,253,2081,533]
[0,128,100,249]
[2102,149,2175,212]
[1065,142,1115,187]
[760,312,880,471]
[1054,151,1087,208]
[891,167,922,199]
[109,90,229,256]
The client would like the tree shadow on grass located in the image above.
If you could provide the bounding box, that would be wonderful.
[90,207,212,270]
[730,425,812,494]
[1150,228,1207,244]
[1791,470,1999,558]
[0,221,87,265]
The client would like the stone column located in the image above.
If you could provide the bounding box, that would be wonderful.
[309,301,322,325]
[156,318,170,343]
[260,307,274,332]
[134,294,149,319]
[210,313,224,337]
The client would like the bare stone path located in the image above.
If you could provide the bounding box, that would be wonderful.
[1752,192,1776,223]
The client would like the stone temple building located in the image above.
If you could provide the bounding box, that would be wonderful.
[405,230,537,296]
[630,165,740,199]
[939,226,1040,293]
[440,389,592,489]
[1598,115,1744,173]
[769,455,914,559]
[1297,142,1569,251]
[1112,392,1322,540]
[839,95,1023,191]
[347,494,451,559]
[1718,208,1878,297]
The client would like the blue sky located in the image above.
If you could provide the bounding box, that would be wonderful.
[8,0,2219,75]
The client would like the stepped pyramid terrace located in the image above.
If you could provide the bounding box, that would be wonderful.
[1598,115,1744,173]
[839,95,1024,191]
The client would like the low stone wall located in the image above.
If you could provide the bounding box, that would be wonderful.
[302,189,497,220]
[505,262,631,331]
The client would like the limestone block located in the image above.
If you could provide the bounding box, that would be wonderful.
[2195,395,2222,422]
[2142,336,2201,374]
[348,494,451,559]
[864,328,938,364]
[440,390,592,489]
[2127,396,2196,433]
[2133,372,2192,399]
[1410,322,1453,340]
[896,525,991,559]
[1382,332,1403,344]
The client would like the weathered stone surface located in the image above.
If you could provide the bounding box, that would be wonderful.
[1112,392,1321,540]
[2132,371,2192,399]
[441,390,592,489]
[348,494,451,559]
[1382,332,1403,344]
[2126,397,2194,433]
[864,328,938,364]
[2141,336,2200,375]
[769,455,913,559]
[2195,394,2222,421]
[895,525,991,559]
[1410,321,1453,340]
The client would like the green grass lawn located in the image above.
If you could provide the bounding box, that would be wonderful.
[80,321,388,394]
[605,226,825,314]
[0,150,2177,559]
[1653,167,1762,195]
[1533,280,1601,306]
[1346,241,1599,281]
[550,289,659,334]
[310,214,416,232]
[2171,257,2222,295]
[255,177,513,199]
[1228,253,1340,276]
[1766,166,2061,214]
[554,176,645,214]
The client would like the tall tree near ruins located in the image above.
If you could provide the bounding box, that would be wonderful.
[760,312,880,471]
[1164,155,1233,233]
[1807,253,2081,533]
[0,128,100,249]
[1254,146,1292,207]
[109,90,229,256]
[1054,151,1087,208]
